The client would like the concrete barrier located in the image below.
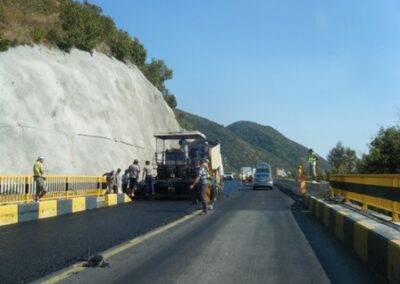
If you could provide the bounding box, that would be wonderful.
[0,193,131,227]
[275,179,330,198]
[278,179,400,283]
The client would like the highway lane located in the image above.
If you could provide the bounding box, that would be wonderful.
[0,183,239,284]
[56,185,382,284]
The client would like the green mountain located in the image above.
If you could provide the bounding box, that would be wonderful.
[175,110,275,173]
[175,109,328,175]
[227,121,329,171]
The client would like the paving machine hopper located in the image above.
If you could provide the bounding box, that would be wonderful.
[145,131,223,200]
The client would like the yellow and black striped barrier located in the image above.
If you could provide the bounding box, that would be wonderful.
[276,178,400,283]
[0,175,107,204]
[0,193,131,227]
[303,195,400,283]
[330,174,400,221]
[0,175,132,227]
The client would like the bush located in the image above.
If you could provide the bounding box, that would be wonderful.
[109,29,131,61]
[31,28,47,43]
[129,38,147,68]
[9,0,58,15]
[0,34,11,52]
[59,1,103,52]
[163,89,177,109]
[98,15,116,42]
[46,28,72,52]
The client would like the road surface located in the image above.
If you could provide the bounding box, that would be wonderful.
[44,182,382,284]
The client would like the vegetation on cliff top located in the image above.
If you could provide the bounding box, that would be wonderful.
[0,0,176,107]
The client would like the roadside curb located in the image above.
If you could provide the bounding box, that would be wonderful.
[276,179,400,283]
[0,193,131,227]
[303,194,400,283]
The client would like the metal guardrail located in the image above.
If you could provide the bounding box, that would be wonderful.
[0,175,106,205]
[330,174,400,221]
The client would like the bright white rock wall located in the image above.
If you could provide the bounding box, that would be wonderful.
[0,45,181,175]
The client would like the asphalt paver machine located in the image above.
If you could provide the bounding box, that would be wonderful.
[149,131,224,200]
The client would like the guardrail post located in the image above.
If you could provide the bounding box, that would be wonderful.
[392,176,399,222]
[65,177,69,199]
[392,203,399,222]
[344,192,349,204]
[25,176,30,203]
[362,200,368,211]
[97,178,101,197]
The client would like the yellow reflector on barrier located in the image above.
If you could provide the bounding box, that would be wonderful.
[39,200,57,219]
[0,204,18,226]
[353,221,372,262]
[335,211,347,241]
[72,197,86,213]
[124,194,132,203]
[105,194,117,206]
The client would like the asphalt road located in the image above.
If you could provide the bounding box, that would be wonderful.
[51,182,382,284]
[0,195,222,283]
[0,182,240,283]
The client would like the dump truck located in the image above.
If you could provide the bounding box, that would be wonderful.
[138,131,224,200]
[240,166,253,184]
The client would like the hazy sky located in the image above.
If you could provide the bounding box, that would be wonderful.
[87,0,400,158]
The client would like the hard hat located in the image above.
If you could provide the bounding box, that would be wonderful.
[37,156,44,161]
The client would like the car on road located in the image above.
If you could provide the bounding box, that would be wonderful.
[253,163,273,190]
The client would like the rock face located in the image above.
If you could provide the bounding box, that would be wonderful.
[0,45,181,175]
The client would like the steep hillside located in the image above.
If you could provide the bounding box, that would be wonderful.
[0,0,175,106]
[227,121,329,171]
[0,45,181,174]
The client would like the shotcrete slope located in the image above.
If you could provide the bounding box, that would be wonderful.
[0,45,181,175]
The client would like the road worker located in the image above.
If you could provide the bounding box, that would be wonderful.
[190,158,210,215]
[142,160,155,199]
[308,149,319,183]
[128,160,140,197]
[33,156,47,201]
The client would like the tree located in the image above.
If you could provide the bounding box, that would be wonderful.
[109,29,132,61]
[144,58,173,93]
[358,126,400,173]
[129,38,147,68]
[163,89,177,109]
[327,142,358,174]
[0,33,11,52]
[58,1,103,52]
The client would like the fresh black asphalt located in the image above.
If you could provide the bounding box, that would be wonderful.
[0,187,237,284]
[0,181,383,283]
